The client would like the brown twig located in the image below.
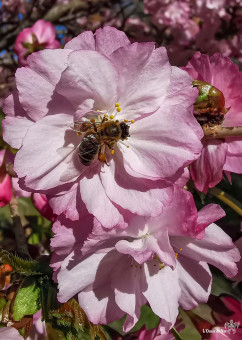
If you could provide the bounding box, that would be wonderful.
[9,187,30,258]
[203,126,242,139]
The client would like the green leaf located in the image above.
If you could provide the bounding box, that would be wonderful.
[178,309,201,340]
[211,269,242,300]
[28,232,40,245]
[130,305,160,333]
[13,276,41,321]
[0,297,7,316]
[192,304,215,325]
[0,250,52,276]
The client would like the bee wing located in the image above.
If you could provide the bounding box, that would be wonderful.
[69,121,93,132]
[69,121,103,132]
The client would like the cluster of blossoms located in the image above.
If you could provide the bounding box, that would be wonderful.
[143,0,242,65]
[1,24,242,338]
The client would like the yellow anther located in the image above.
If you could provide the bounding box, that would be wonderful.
[126,137,128,140]
[175,253,178,258]
[124,119,129,122]
[90,118,95,123]
[110,115,114,119]
[131,120,135,123]
[179,248,183,251]
[97,109,100,112]
[116,107,121,112]
[126,145,130,148]
[104,114,108,117]
[111,150,114,155]
[160,264,165,269]
[115,103,120,107]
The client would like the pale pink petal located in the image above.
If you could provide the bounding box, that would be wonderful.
[171,224,240,278]
[110,46,171,120]
[195,204,225,239]
[177,258,212,309]
[2,116,34,149]
[143,264,180,330]
[16,67,55,121]
[58,250,116,303]
[111,258,146,318]
[100,155,173,218]
[55,50,119,111]
[3,90,27,117]
[166,66,198,108]
[48,183,82,221]
[223,138,242,173]
[78,285,123,325]
[64,30,95,50]
[27,49,71,86]
[80,171,125,228]
[14,114,83,190]
[0,327,23,339]
[95,26,130,56]
[190,139,228,193]
[121,106,202,179]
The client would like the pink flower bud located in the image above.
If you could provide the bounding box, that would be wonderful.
[32,193,56,222]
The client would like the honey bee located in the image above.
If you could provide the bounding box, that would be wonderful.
[70,118,130,166]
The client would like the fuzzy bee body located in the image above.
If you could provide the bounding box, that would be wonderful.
[71,119,130,166]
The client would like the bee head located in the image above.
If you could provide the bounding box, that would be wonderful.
[120,122,130,139]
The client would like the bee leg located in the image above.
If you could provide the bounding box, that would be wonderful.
[98,145,109,166]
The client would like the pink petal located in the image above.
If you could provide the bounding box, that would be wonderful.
[14,114,83,190]
[143,264,180,330]
[224,138,242,173]
[190,139,228,193]
[166,66,198,108]
[64,30,95,50]
[3,90,27,117]
[100,155,173,218]
[32,19,57,44]
[111,258,146,318]
[80,171,125,228]
[172,224,240,278]
[0,327,23,340]
[183,52,212,83]
[78,284,123,325]
[95,26,130,56]
[27,49,71,86]
[196,204,225,239]
[110,46,171,120]
[55,50,119,111]
[0,174,12,207]
[177,258,212,309]
[122,106,202,180]
[2,116,34,149]
[58,250,115,303]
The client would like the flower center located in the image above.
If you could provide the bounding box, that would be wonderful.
[70,103,134,166]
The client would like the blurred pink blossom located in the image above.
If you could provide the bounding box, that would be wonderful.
[14,19,60,66]
[2,0,26,13]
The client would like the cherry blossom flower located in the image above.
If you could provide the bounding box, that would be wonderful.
[2,0,26,13]
[14,19,60,66]
[2,26,202,228]
[52,187,239,334]
[183,52,242,192]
